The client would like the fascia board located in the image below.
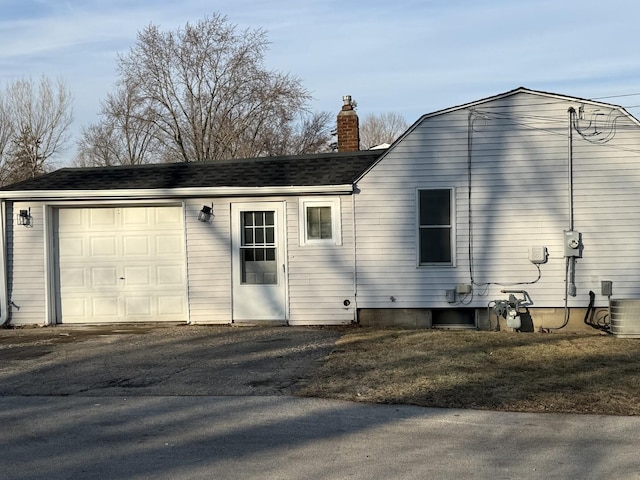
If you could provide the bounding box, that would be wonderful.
[0,184,355,200]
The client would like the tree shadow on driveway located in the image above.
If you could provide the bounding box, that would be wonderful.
[0,325,343,396]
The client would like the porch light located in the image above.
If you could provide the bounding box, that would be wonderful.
[17,209,32,227]
[198,205,213,223]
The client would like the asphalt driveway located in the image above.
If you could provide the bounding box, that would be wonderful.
[0,324,342,396]
[2,324,640,479]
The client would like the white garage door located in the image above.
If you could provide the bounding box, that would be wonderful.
[55,206,187,324]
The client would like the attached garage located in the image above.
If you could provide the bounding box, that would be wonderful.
[0,150,381,326]
[54,205,187,324]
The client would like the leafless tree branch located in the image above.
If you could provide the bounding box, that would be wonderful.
[359,112,408,150]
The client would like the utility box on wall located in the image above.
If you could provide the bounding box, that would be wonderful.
[564,230,582,257]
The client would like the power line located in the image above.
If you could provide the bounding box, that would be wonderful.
[593,92,640,100]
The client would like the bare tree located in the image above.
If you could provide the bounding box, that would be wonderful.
[74,123,120,167]
[75,80,162,167]
[259,111,333,156]
[109,14,318,162]
[3,77,72,183]
[0,95,15,184]
[359,112,408,150]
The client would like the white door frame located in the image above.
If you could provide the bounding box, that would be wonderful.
[231,201,288,322]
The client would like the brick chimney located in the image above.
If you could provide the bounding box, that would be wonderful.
[337,95,359,152]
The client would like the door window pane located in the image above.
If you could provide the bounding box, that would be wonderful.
[240,211,277,284]
[243,228,253,244]
[265,211,274,225]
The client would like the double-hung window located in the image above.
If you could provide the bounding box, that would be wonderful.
[418,188,454,265]
[299,197,341,246]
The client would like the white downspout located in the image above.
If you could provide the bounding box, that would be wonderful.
[352,193,358,324]
[0,200,9,326]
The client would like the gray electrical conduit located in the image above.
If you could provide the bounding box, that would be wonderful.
[547,108,576,331]
[546,257,572,331]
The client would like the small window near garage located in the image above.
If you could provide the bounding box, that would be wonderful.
[299,197,341,246]
[418,188,455,265]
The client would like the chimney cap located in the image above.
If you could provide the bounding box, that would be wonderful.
[342,95,357,109]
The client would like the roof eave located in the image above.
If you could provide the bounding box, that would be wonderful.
[0,184,356,201]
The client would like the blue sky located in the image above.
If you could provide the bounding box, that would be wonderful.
[1,0,640,164]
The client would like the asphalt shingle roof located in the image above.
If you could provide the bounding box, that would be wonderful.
[1,151,383,192]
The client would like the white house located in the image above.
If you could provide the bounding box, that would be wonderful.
[354,87,640,333]
[2,87,640,333]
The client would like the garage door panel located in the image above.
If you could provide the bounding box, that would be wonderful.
[123,236,150,256]
[61,297,86,317]
[90,208,116,226]
[122,207,148,226]
[125,297,152,316]
[93,296,119,316]
[90,236,117,256]
[156,235,184,255]
[158,296,186,315]
[123,266,150,286]
[55,206,187,324]
[156,207,182,225]
[91,266,119,287]
[60,267,85,288]
[58,208,83,226]
[59,237,84,257]
[157,265,184,285]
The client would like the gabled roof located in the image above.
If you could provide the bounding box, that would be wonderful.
[355,86,640,181]
[0,150,383,200]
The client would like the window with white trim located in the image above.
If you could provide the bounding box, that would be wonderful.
[418,188,454,265]
[299,197,341,246]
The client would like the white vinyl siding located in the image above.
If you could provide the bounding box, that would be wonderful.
[6,202,47,325]
[288,196,355,324]
[185,196,355,325]
[355,91,640,309]
[184,199,232,324]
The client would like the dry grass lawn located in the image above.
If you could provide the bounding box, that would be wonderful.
[297,328,640,415]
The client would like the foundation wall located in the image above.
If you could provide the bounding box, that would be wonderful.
[359,307,605,334]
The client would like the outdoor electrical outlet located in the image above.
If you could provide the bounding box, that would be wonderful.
[456,283,472,294]
[601,280,613,297]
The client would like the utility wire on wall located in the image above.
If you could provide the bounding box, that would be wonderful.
[466,109,543,291]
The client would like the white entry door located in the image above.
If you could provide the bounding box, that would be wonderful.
[231,202,287,321]
[54,206,187,323]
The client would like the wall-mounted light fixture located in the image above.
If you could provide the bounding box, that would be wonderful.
[198,204,213,223]
[17,208,32,227]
